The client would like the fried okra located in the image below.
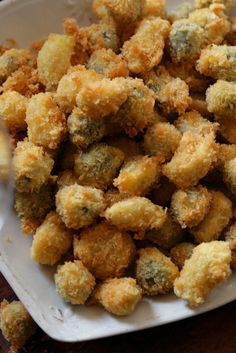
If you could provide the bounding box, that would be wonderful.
[0,300,37,348]
[225,223,236,268]
[206,80,236,118]
[55,261,96,304]
[37,34,75,91]
[76,77,130,119]
[168,20,205,64]
[31,212,73,266]
[92,0,111,21]
[87,48,129,78]
[174,110,218,136]
[145,212,184,249]
[169,2,194,22]
[171,186,212,229]
[74,222,135,279]
[104,0,143,25]
[143,122,181,163]
[141,0,165,18]
[122,17,170,74]
[174,241,231,307]
[115,78,155,137]
[114,155,161,196]
[223,157,236,195]
[136,247,179,295]
[13,140,54,192]
[217,116,236,144]
[85,22,120,53]
[104,189,129,207]
[170,242,195,269]
[189,94,212,118]
[0,91,27,132]
[74,143,125,189]
[197,45,236,81]
[217,144,236,170]
[26,93,66,150]
[191,191,232,243]
[104,197,167,236]
[56,184,105,229]
[105,136,143,158]
[93,278,142,316]
[163,131,218,189]
[195,0,233,11]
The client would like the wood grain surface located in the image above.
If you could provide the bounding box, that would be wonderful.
[1,272,236,353]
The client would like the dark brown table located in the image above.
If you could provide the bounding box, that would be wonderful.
[1,271,236,353]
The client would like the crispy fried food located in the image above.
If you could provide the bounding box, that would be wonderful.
[169,2,194,23]
[225,223,236,268]
[142,0,166,18]
[170,242,195,269]
[104,197,167,235]
[104,0,143,24]
[104,189,129,207]
[189,94,213,118]
[74,143,124,189]
[0,91,27,132]
[76,77,130,119]
[105,136,143,158]
[168,20,205,64]
[26,93,66,150]
[68,108,105,149]
[31,212,73,265]
[0,300,37,348]
[171,186,212,229]
[216,144,236,170]
[57,170,78,188]
[136,247,179,295]
[188,5,231,45]
[195,0,233,11]
[56,184,105,229]
[92,0,111,21]
[13,140,54,192]
[197,45,236,81]
[206,80,236,118]
[74,222,135,279]
[37,34,75,91]
[56,65,102,113]
[143,122,181,162]
[87,48,129,78]
[85,22,120,53]
[191,191,232,243]
[145,212,184,249]
[122,17,170,73]
[114,155,161,196]
[20,217,42,235]
[92,277,142,316]
[174,111,218,136]
[174,241,231,307]
[216,116,236,144]
[223,157,236,195]
[115,78,155,137]
[163,131,218,189]
[149,177,176,207]
[55,261,96,304]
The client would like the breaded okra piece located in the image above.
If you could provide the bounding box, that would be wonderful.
[37,34,75,91]
[168,20,205,64]
[104,0,144,24]
[0,91,27,132]
[122,17,170,73]
[105,136,143,159]
[92,278,142,316]
[74,222,135,279]
[225,223,236,268]
[104,197,167,236]
[195,0,233,11]
[216,144,236,170]
[171,186,212,229]
[170,242,195,270]
[169,2,194,22]
[145,212,184,249]
[55,261,96,304]
[197,45,236,81]
[163,131,218,189]
[136,247,179,295]
[26,93,66,150]
[13,140,54,192]
[87,48,129,78]
[191,191,232,243]
[92,0,111,21]
[189,94,213,118]
[104,189,129,207]
[56,184,105,230]
[206,80,236,118]
[74,143,125,189]
[0,300,37,348]
[217,116,236,144]
[76,77,130,119]
[143,122,181,162]
[223,157,236,195]
[174,241,231,307]
[85,22,120,53]
[31,212,73,266]
[114,155,161,196]
[174,110,218,136]
[141,0,166,18]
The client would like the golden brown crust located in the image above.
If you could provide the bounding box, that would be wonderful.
[170,242,195,269]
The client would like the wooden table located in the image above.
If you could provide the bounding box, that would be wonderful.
[1,272,236,353]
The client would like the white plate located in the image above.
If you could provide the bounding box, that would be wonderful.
[0,0,236,343]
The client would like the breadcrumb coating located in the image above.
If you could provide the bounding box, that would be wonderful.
[74,222,135,279]
[225,223,236,268]
[174,111,218,136]
[93,277,142,316]
[0,91,27,132]
[170,242,195,269]
[169,2,194,23]
[104,0,143,24]
[92,0,111,21]
[85,22,120,53]
[104,189,129,207]
[31,212,73,265]
[55,261,96,304]
[191,191,232,243]
[56,184,105,230]
[216,116,236,144]
[142,0,166,18]
[189,94,212,118]
[174,241,231,307]
[0,300,37,348]
[206,80,236,118]
[136,247,179,295]
[216,144,236,170]
[223,157,236,196]
[105,136,143,158]
[195,0,233,11]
